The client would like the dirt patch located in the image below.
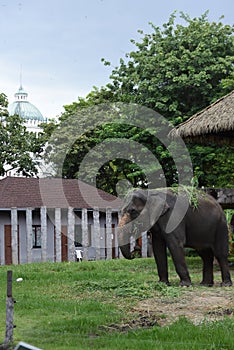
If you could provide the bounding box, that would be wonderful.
[101,311,158,333]
[134,288,234,327]
[102,288,234,332]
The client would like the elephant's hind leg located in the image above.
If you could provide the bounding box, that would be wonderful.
[214,221,232,286]
[197,248,214,286]
[215,255,232,286]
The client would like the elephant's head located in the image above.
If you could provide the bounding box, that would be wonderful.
[118,189,169,259]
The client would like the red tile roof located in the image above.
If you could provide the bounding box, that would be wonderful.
[0,177,122,209]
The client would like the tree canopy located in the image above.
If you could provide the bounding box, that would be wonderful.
[44,12,234,191]
[103,12,234,121]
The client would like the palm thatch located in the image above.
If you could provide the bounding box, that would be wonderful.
[170,91,234,146]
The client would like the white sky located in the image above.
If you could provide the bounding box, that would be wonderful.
[0,0,233,119]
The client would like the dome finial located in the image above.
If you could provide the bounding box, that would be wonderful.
[15,84,28,101]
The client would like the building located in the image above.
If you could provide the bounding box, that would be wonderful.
[0,177,126,265]
[8,84,47,134]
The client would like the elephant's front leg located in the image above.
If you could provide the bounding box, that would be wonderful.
[166,235,192,287]
[151,232,170,285]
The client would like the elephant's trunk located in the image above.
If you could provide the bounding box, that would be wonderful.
[118,213,135,260]
[119,242,135,260]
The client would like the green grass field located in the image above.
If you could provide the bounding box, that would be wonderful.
[0,257,233,350]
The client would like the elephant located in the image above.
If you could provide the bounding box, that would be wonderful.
[118,188,232,287]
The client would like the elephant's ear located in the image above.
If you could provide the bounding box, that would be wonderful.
[147,192,169,228]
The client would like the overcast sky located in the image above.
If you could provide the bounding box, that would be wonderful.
[0,0,233,119]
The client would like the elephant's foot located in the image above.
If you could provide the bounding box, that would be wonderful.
[159,279,171,286]
[179,280,192,287]
[200,281,214,287]
[220,280,232,287]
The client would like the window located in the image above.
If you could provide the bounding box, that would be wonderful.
[32,225,41,248]
[74,224,92,247]
[74,225,82,247]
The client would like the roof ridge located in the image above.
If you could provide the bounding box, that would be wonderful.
[192,90,234,118]
[174,90,234,130]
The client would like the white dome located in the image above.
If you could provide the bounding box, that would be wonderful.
[8,85,47,123]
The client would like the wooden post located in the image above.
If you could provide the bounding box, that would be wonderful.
[106,208,112,260]
[40,207,47,262]
[26,208,33,263]
[67,207,75,262]
[55,208,62,262]
[11,208,18,265]
[4,270,14,345]
[82,209,88,261]
[93,208,101,260]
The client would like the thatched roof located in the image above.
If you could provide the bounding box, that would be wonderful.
[171,91,234,146]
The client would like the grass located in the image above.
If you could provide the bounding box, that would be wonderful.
[0,257,233,349]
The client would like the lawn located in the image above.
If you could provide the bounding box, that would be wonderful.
[0,257,233,350]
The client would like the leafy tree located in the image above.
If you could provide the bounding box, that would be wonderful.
[101,11,234,188]
[44,12,234,191]
[104,11,234,122]
[190,146,234,188]
[0,93,8,117]
[0,94,44,177]
[44,100,189,195]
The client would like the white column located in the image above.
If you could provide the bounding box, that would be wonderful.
[67,207,75,262]
[118,211,123,258]
[106,208,112,260]
[40,206,47,262]
[141,231,148,258]
[82,208,88,260]
[130,235,135,252]
[55,208,62,262]
[26,208,33,263]
[11,208,18,265]
[93,208,101,260]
